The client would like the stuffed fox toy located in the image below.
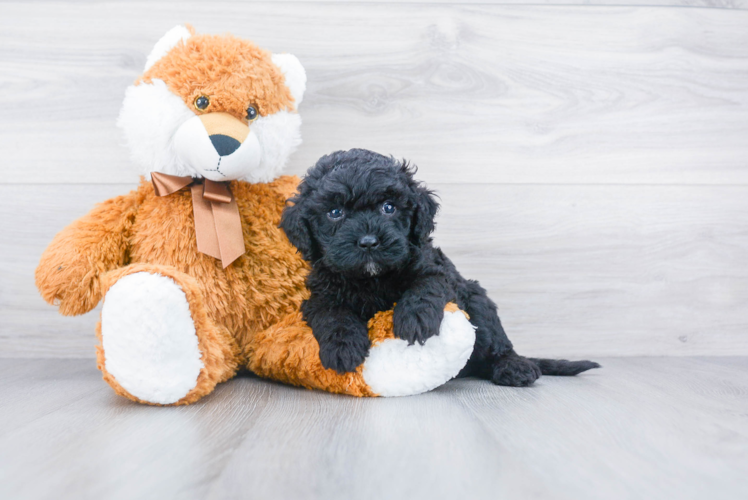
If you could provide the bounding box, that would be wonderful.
[35,26,475,405]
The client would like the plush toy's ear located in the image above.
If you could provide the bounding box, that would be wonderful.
[280,198,316,261]
[144,25,194,72]
[411,182,439,245]
[271,54,307,108]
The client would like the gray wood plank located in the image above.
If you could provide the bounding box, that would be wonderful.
[1,3,747,185]
[0,359,275,500]
[2,183,747,357]
[207,384,513,500]
[4,0,746,7]
[434,183,748,357]
[0,357,746,500]
[0,184,135,357]
[452,356,748,500]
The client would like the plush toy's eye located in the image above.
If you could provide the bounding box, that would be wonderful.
[246,105,258,121]
[327,208,344,221]
[381,202,396,215]
[194,95,210,111]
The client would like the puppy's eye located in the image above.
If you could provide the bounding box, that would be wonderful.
[381,202,396,215]
[246,105,258,122]
[327,208,344,220]
[194,95,210,111]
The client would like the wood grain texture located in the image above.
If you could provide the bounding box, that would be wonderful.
[1,2,747,358]
[0,184,135,357]
[3,0,746,7]
[0,3,747,185]
[434,183,748,357]
[0,357,746,500]
[3,183,746,357]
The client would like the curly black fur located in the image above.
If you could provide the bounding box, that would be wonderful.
[281,149,600,385]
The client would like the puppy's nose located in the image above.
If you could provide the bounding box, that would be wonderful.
[358,235,380,250]
[210,134,241,156]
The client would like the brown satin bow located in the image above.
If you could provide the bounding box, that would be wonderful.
[151,172,245,268]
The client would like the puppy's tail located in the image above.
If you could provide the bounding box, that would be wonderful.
[528,358,601,376]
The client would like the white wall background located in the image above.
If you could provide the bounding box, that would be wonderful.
[1,0,747,358]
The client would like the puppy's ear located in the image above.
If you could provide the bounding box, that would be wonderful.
[280,197,316,261]
[411,182,439,245]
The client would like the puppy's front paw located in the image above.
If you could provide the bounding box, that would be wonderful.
[318,332,371,374]
[491,351,542,387]
[393,302,444,345]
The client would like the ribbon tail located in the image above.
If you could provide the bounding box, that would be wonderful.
[211,196,246,268]
[190,183,222,261]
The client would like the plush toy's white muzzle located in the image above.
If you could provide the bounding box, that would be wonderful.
[173,113,261,181]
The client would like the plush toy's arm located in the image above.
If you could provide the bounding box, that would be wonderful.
[302,295,371,374]
[35,190,142,316]
[393,273,450,345]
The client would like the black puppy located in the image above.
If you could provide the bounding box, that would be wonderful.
[280,149,599,386]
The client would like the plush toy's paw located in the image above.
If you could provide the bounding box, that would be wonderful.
[393,301,444,345]
[100,272,204,404]
[318,329,371,374]
[491,351,542,387]
[362,305,476,397]
[35,259,103,316]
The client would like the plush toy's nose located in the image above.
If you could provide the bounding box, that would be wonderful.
[198,112,249,157]
[209,135,241,156]
[358,235,380,250]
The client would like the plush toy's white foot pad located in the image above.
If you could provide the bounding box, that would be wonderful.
[362,310,476,397]
[101,272,204,404]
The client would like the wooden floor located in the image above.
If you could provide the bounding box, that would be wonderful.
[0,357,746,500]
